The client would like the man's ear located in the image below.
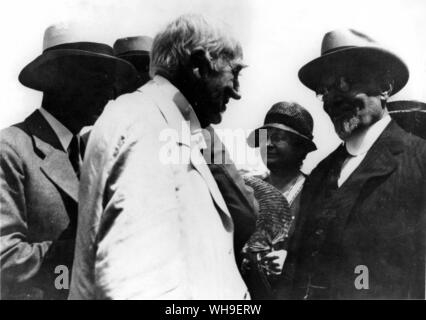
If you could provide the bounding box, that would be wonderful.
[379,81,393,100]
[190,48,214,79]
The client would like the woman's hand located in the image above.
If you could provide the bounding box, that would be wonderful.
[259,249,287,275]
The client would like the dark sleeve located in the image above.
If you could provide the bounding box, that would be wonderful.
[208,164,257,266]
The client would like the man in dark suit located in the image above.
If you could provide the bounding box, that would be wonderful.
[288,29,426,299]
[0,22,137,300]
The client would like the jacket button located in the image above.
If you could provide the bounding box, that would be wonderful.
[315,229,324,236]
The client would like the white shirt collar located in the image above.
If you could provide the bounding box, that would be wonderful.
[153,75,207,150]
[39,107,74,151]
[345,113,392,156]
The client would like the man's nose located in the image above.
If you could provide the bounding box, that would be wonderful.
[228,86,241,100]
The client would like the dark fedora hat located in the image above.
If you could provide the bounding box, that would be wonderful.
[247,101,317,152]
[113,36,153,94]
[113,36,153,74]
[19,22,139,94]
[298,29,409,96]
[387,100,426,139]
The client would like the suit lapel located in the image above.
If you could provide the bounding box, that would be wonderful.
[23,110,79,203]
[332,121,403,234]
[203,125,257,211]
[143,80,232,222]
[189,147,232,219]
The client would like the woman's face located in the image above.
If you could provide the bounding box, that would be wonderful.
[260,127,305,171]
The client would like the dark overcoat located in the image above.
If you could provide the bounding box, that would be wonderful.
[288,121,426,299]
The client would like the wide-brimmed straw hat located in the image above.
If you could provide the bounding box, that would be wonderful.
[298,29,409,96]
[387,100,426,139]
[247,101,317,152]
[19,22,139,94]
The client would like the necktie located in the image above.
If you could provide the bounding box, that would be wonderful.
[68,135,82,179]
[327,144,351,189]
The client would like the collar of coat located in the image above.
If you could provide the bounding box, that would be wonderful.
[17,110,79,202]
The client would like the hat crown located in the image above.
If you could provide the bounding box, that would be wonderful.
[265,102,314,140]
[321,29,378,55]
[113,36,153,55]
[42,22,104,51]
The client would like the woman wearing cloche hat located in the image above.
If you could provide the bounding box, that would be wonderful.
[242,101,317,299]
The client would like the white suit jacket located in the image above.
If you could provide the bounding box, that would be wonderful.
[69,76,249,299]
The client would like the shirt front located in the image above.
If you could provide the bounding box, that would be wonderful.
[338,114,391,187]
[39,107,74,151]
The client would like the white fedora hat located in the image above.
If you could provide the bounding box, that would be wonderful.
[298,29,409,96]
[19,22,139,94]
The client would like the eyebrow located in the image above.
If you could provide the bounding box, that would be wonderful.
[231,61,248,73]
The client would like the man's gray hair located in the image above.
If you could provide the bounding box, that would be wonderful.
[150,14,243,78]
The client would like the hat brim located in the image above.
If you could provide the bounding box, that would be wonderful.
[298,46,409,96]
[387,100,426,112]
[117,52,150,74]
[19,49,139,93]
[387,100,426,139]
[247,123,317,152]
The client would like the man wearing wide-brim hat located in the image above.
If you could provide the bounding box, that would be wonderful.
[113,35,153,94]
[0,22,138,300]
[287,29,426,299]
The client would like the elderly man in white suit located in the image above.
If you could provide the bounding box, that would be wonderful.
[69,14,249,299]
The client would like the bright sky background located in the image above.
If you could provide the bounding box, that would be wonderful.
[1,0,425,172]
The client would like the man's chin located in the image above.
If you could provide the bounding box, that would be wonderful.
[333,116,361,140]
[199,112,222,127]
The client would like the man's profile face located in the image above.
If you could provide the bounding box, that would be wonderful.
[62,78,114,127]
[318,73,386,140]
[195,55,245,127]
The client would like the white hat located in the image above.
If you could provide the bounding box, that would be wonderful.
[19,22,139,93]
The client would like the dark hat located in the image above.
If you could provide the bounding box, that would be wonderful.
[298,29,409,96]
[113,36,153,73]
[248,101,317,152]
[19,22,139,94]
[113,36,153,94]
[387,100,426,139]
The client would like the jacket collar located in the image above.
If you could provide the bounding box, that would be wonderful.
[348,120,405,181]
[150,75,207,150]
[23,110,79,202]
[345,114,392,156]
[329,120,405,236]
[141,77,232,225]
[38,107,74,151]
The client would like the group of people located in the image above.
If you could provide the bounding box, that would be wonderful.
[0,15,425,300]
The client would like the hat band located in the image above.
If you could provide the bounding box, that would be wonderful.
[44,42,114,56]
[116,49,150,56]
[322,45,357,55]
[261,123,311,141]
